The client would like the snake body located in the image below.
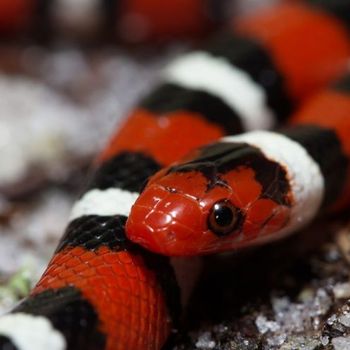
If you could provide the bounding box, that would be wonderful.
[0,1,350,349]
[127,76,350,255]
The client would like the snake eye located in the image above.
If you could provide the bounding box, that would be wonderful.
[208,199,243,236]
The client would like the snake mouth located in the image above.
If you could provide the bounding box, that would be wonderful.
[126,204,200,256]
[126,183,207,256]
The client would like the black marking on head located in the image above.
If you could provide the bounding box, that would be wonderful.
[168,142,292,206]
[282,125,348,207]
[140,83,244,134]
[307,0,350,29]
[56,215,128,253]
[14,287,106,350]
[205,33,293,122]
[0,336,18,350]
[333,74,350,93]
[88,152,161,193]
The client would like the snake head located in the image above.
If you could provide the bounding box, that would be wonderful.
[126,141,293,256]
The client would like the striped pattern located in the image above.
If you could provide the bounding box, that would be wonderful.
[13,287,106,350]
[140,83,244,134]
[70,188,139,220]
[224,131,325,237]
[282,125,348,207]
[126,85,350,255]
[57,215,128,252]
[89,152,161,193]
[42,146,181,348]
[205,34,293,121]
[147,33,292,134]
[4,1,350,348]
[6,145,181,349]
[164,51,276,131]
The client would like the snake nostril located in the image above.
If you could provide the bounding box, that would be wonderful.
[165,186,178,194]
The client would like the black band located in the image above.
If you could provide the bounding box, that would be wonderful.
[0,336,18,350]
[57,215,128,252]
[56,213,182,325]
[205,33,293,123]
[282,125,348,207]
[87,151,161,193]
[308,0,350,30]
[141,83,244,135]
[56,214,182,329]
[15,287,106,350]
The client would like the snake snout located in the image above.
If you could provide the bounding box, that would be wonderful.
[126,184,205,256]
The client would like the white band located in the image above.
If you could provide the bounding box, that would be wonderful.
[0,313,66,350]
[164,51,275,131]
[70,188,140,221]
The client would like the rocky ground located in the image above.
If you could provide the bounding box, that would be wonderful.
[175,217,350,350]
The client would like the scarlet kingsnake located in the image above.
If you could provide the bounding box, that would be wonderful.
[0,1,350,349]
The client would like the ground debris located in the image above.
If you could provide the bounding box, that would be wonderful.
[175,218,350,349]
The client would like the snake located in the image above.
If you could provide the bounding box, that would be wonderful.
[126,75,350,255]
[0,1,349,349]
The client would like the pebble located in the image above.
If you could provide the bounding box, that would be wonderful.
[332,336,350,350]
[333,283,350,299]
[255,315,280,334]
[338,313,350,328]
[195,332,216,349]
